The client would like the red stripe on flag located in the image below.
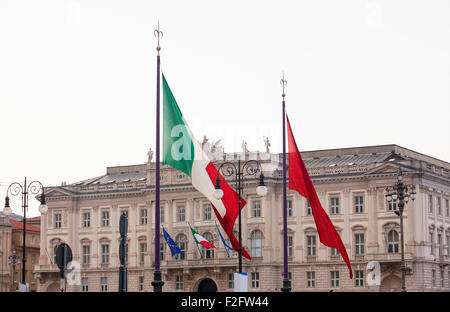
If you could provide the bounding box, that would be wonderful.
[287,115,353,279]
[199,241,216,249]
[205,162,252,260]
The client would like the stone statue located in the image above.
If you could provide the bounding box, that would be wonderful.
[210,139,221,153]
[202,136,211,153]
[210,139,224,160]
[264,137,271,154]
[241,140,249,154]
[147,148,153,163]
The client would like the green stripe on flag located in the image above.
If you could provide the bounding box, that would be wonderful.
[162,73,195,176]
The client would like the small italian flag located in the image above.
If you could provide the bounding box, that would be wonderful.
[189,224,216,249]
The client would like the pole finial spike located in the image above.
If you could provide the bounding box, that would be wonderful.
[154,20,163,54]
[280,71,287,99]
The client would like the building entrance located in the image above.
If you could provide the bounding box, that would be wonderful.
[197,278,218,292]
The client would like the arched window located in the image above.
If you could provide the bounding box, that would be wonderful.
[175,234,188,260]
[202,232,214,259]
[387,230,399,253]
[250,230,264,258]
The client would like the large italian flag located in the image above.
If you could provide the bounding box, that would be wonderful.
[162,73,251,260]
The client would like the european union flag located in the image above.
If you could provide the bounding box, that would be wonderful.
[162,226,182,256]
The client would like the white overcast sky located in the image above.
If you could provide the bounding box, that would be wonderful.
[1,0,449,216]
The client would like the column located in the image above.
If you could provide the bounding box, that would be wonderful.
[129,203,137,267]
[263,191,271,260]
[367,188,379,255]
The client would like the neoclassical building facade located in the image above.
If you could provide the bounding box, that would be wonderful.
[34,144,450,292]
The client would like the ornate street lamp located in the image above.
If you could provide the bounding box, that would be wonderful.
[3,177,48,291]
[385,169,416,292]
[213,159,267,274]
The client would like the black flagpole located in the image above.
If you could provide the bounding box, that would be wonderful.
[152,21,164,292]
[281,72,291,292]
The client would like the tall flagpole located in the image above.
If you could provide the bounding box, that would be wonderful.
[280,72,291,292]
[152,21,164,292]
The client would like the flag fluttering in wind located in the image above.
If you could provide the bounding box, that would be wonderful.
[162,226,182,257]
[286,114,353,279]
[189,224,216,249]
[162,73,251,260]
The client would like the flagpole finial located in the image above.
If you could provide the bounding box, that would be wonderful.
[154,20,163,55]
[280,71,287,99]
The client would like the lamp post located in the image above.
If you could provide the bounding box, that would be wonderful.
[385,169,416,292]
[213,159,268,274]
[7,248,21,291]
[2,177,48,291]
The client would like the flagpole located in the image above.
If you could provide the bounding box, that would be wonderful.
[216,221,231,258]
[152,21,164,292]
[280,72,291,292]
[188,222,204,259]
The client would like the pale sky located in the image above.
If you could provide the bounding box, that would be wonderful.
[1,0,449,217]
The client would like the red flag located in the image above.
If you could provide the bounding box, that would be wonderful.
[287,114,353,279]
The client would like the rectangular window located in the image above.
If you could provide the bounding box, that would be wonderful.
[355,233,365,255]
[228,273,234,289]
[388,200,397,211]
[101,244,109,264]
[448,271,450,288]
[446,199,449,217]
[251,272,260,289]
[160,205,165,223]
[288,236,293,257]
[287,199,293,217]
[81,277,88,292]
[428,195,433,213]
[440,269,444,288]
[355,270,364,287]
[437,197,441,215]
[102,211,110,227]
[330,197,339,214]
[331,248,340,256]
[140,243,147,263]
[175,275,183,290]
[139,276,144,291]
[432,269,436,287]
[83,245,90,264]
[306,271,315,288]
[140,209,148,225]
[306,200,312,216]
[307,235,316,256]
[330,271,340,288]
[83,212,90,227]
[252,200,261,217]
[177,206,185,222]
[354,196,364,213]
[55,213,62,229]
[160,242,165,261]
[437,234,442,256]
[100,277,107,292]
[430,232,434,255]
[447,235,450,260]
[203,203,212,220]
[30,235,35,244]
